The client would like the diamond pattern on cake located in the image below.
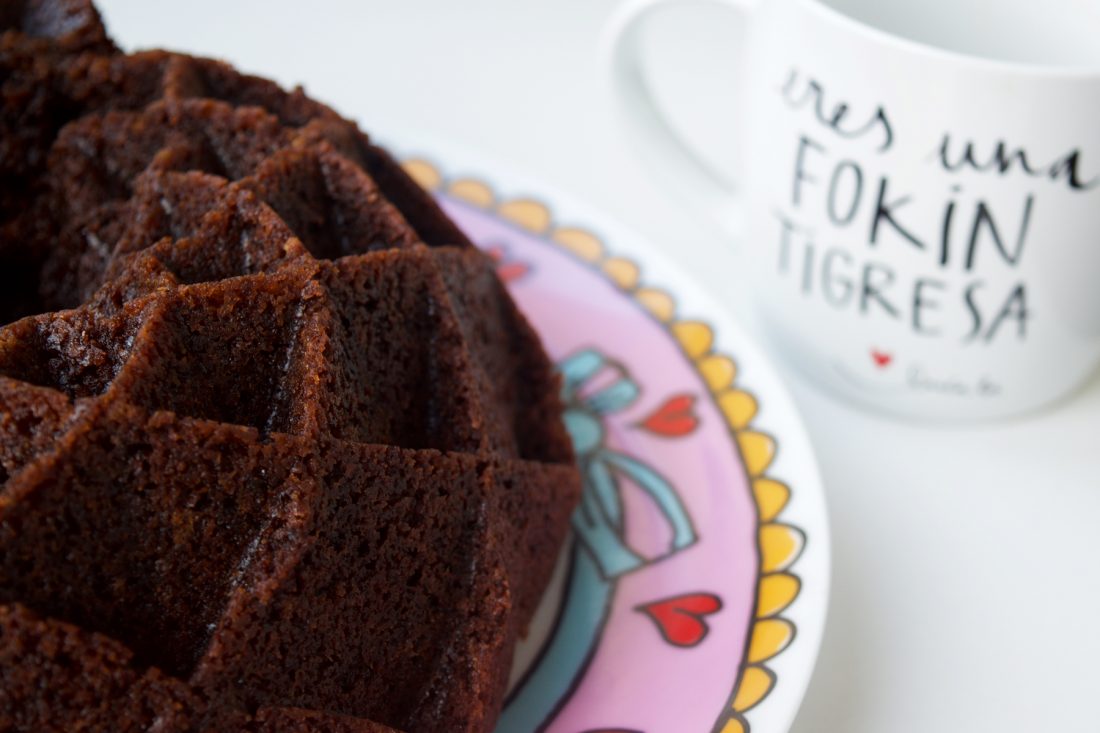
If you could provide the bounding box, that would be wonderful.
[0,3,579,732]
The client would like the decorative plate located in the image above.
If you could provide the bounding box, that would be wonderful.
[398,147,830,733]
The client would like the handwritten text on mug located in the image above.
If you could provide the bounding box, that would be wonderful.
[772,69,1097,345]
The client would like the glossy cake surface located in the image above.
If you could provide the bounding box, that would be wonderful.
[0,2,579,731]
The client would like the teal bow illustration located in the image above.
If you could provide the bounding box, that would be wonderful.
[560,349,696,579]
[498,348,699,732]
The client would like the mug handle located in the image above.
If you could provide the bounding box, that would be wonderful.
[604,0,758,238]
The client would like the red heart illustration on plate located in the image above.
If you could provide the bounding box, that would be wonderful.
[486,245,530,283]
[637,592,722,647]
[496,261,530,282]
[637,394,698,437]
[871,349,893,368]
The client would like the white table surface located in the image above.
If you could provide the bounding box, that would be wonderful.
[97,2,1100,731]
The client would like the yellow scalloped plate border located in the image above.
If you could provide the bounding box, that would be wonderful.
[403,159,806,733]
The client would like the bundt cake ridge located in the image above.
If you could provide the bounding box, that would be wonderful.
[0,3,579,732]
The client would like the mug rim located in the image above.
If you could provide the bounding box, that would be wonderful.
[796,0,1100,79]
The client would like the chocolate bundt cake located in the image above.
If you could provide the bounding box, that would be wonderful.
[0,2,580,731]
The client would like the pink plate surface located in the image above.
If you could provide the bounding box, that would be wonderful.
[402,152,828,733]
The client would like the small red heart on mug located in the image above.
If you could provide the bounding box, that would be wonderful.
[871,349,893,368]
[637,592,722,647]
[637,394,698,437]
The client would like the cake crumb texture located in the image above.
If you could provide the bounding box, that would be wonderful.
[0,2,579,731]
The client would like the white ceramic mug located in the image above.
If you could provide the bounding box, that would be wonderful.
[604,0,1100,420]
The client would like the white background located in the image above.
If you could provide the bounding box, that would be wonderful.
[97,2,1100,731]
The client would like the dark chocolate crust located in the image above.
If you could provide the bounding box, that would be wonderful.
[0,3,579,732]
